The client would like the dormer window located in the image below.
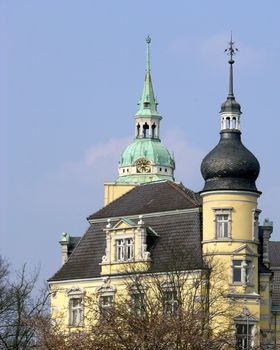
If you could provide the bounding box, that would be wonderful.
[116,238,134,261]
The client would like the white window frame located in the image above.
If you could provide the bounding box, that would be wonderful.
[126,238,133,260]
[232,260,242,283]
[68,290,83,327]
[115,238,134,262]
[99,293,114,318]
[232,259,253,286]
[213,208,232,239]
[235,322,254,349]
[163,289,178,315]
[116,239,124,261]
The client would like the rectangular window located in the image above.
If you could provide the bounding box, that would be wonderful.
[236,323,253,349]
[100,295,114,318]
[232,260,253,285]
[116,239,124,261]
[131,293,145,315]
[116,238,133,261]
[233,260,242,283]
[126,238,133,260]
[69,297,83,326]
[163,290,178,315]
[216,214,229,238]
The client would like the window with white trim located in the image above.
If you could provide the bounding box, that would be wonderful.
[233,260,242,282]
[116,238,134,261]
[214,208,232,239]
[235,323,254,349]
[69,297,83,326]
[163,289,178,315]
[232,260,253,285]
[99,294,114,318]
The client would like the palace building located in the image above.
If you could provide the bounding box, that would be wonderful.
[49,37,280,349]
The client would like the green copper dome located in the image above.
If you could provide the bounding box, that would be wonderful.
[119,138,174,167]
[116,37,176,184]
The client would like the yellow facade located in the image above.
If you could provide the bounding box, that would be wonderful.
[49,38,280,349]
[104,182,135,206]
[201,190,276,346]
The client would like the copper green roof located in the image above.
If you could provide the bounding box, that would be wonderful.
[119,138,174,167]
[135,36,161,118]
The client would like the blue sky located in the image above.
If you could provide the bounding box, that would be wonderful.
[1,1,280,283]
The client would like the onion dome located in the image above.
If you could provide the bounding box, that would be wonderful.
[201,130,260,192]
[200,35,260,194]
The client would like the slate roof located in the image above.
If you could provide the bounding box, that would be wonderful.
[269,241,280,267]
[88,181,201,220]
[269,241,280,306]
[68,237,81,255]
[49,181,202,282]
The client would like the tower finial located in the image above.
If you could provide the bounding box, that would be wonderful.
[146,35,151,72]
[224,32,238,98]
[135,36,160,117]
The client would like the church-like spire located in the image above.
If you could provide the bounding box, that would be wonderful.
[220,33,241,130]
[135,36,160,117]
[226,32,237,99]
[117,37,175,183]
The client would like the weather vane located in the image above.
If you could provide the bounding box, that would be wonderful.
[146,35,151,44]
[224,32,238,63]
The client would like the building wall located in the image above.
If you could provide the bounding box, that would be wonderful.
[202,191,263,346]
[104,182,135,206]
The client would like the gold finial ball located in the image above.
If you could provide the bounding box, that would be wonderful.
[146,35,151,44]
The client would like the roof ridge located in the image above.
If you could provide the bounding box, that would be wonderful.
[167,181,201,206]
[88,180,170,220]
[87,185,138,221]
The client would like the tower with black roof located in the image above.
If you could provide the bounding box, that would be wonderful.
[200,36,274,347]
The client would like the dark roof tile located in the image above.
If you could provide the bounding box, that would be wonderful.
[269,241,280,267]
[49,210,202,282]
[88,181,201,220]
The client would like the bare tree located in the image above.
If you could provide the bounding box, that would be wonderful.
[40,251,239,350]
[0,256,49,350]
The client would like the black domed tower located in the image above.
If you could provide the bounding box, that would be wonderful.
[201,39,260,193]
[200,37,263,340]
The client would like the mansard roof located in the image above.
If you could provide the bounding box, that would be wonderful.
[49,181,203,282]
[88,181,201,221]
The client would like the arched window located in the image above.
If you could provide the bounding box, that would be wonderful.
[232,117,236,129]
[143,123,149,138]
[152,123,156,138]
[226,117,230,129]
[137,124,140,137]
[144,102,149,109]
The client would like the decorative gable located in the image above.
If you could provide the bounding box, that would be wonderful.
[231,244,257,257]
[100,216,152,275]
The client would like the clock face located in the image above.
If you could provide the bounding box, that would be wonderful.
[135,158,151,173]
